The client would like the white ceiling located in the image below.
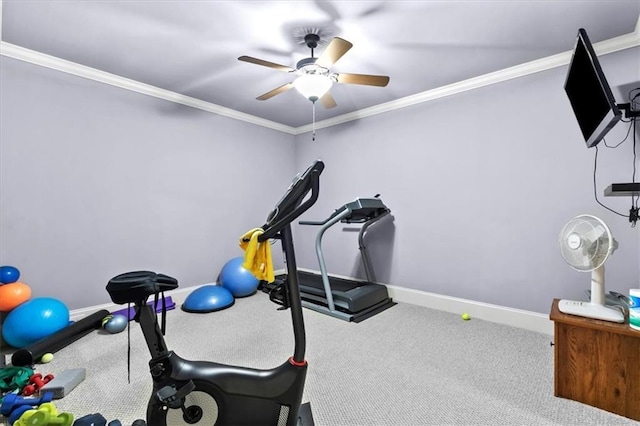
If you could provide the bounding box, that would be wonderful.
[2,1,639,129]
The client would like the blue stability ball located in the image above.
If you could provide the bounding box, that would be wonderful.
[104,314,128,334]
[0,265,20,284]
[2,297,70,348]
[219,257,259,298]
[182,284,235,313]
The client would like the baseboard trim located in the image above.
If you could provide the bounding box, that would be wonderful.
[71,272,553,335]
[69,271,289,321]
[69,285,202,322]
[386,285,553,335]
[295,268,552,335]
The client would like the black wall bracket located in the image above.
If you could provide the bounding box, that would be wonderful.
[604,183,640,197]
[616,103,640,119]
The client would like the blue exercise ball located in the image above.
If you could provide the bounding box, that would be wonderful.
[2,297,69,348]
[182,284,235,313]
[219,257,259,298]
[0,265,20,284]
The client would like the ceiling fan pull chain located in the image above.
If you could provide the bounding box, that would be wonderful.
[312,102,317,142]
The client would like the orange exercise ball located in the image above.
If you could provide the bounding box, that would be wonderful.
[0,282,31,311]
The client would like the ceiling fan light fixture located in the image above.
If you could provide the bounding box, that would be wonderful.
[293,74,333,102]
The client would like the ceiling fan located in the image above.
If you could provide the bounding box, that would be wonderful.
[238,34,390,109]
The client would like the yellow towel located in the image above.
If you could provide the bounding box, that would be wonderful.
[239,228,275,283]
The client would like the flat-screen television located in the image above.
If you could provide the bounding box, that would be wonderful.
[564,28,622,148]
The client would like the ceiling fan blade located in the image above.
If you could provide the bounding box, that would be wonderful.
[238,56,295,72]
[337,73,390,87]
[315,37,353,68]
[320,92,337,109]
[256,82,294,101]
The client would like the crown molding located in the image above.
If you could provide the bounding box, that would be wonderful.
[0,41,297,135]
[1,16,638,136]
[295,25,640,135]
[0,1,4,42]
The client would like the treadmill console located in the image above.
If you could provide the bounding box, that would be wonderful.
[339,197,390,224]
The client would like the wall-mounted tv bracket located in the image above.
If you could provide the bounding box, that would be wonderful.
[604,102,639,225]
[616,103,640,119]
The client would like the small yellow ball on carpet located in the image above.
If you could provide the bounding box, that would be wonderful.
[40,353,54,363]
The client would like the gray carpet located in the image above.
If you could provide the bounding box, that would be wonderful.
[3,293,637,425]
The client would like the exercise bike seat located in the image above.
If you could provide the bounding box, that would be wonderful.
[107,271,178,304]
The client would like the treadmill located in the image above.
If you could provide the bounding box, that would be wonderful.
[296,196,396,322]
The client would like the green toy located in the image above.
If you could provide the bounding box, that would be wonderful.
[14,402,73,426]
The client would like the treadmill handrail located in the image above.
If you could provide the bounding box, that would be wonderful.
[299,219,329,226]
[299,204,348,226]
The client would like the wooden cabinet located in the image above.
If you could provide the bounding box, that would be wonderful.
[550,298,640,420]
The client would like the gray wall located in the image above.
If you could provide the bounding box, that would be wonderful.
[293,46,640,314]
[2,47,638,315]
[0,57,296,310]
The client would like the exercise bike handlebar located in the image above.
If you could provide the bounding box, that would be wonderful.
[258,160,324,242]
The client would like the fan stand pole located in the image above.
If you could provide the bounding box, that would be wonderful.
[590,265,606,306]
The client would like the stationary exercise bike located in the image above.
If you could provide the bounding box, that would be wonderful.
[106,160,324,425]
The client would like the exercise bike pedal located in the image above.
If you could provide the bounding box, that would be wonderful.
[156,380,195,408]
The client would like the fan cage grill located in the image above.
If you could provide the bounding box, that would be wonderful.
[559,215,613,271]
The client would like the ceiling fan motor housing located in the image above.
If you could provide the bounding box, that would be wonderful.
[295,58,335,80]
[296,57,319,70]
[304,33,320,49]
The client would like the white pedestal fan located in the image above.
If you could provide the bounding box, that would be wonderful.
[558,214,624,323]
